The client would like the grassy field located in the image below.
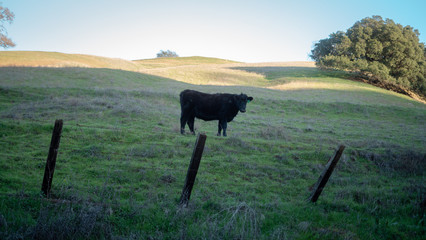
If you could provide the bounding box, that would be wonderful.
[0,51,425,239]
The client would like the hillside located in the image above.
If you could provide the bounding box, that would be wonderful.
[0,51,236,70]
[0,51,140,70]
[1,51,422,105]
[0,51,425,239]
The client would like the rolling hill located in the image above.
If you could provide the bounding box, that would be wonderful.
[0,51,425,239]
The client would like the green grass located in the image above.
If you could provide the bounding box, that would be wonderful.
[0,51,425,239]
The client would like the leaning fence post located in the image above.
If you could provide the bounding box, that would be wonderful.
[41,119,63,197]
[309,145,345,203]
[179,133,207,207]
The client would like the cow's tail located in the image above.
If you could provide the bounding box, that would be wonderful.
[179,90,187,112]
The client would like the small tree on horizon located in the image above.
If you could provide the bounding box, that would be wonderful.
[0,4,15,48]
[156,50,179,58]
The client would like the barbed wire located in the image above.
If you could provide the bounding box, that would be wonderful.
[58,137,181,148]
[1,119,289,176]
[0,152,46,160]
[0,138,282,161]
[1,120,323,201]
[0,151,284,176]
[0,118,156,132]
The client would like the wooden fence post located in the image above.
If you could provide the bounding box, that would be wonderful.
[179,133,207,207]
[309,145,345,203]
[41,119,63,197]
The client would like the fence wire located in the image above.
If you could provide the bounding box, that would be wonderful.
[1,119,289,189]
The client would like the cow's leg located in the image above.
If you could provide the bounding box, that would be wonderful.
[188,116,195,135]
[217,121,222,136]
[221,120,228,137]
[180,113,188,134]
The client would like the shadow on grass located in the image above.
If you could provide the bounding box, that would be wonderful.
[0,66,192,91]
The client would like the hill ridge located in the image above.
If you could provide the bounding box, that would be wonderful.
[0,51,239,70]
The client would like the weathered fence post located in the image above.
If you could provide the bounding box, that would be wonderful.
[179,133,207,207]
[41,119,63,197]
[309,145,345,203]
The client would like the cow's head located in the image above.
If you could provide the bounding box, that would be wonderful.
[235,93,254,113]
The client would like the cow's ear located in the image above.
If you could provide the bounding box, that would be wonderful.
[247,97,253,103]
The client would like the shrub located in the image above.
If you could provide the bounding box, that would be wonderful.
[156,50,179,58]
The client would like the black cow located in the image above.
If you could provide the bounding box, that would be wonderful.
[179,89,253,136]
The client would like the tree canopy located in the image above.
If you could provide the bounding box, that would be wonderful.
[0,4,15,48]
[311,16,426,97]
[156,50,179,58]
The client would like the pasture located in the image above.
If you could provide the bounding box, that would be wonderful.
[0,52,425,239]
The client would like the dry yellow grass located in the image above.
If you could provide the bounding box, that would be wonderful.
[0,51,139,70]
[133,56,237,69]
[239,61,315,67]
[269,81,350,90]
[138,63,266,85]
[137,61,316,86]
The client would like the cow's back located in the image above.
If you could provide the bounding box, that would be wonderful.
[180,89,206,106]
[180,90,232,121]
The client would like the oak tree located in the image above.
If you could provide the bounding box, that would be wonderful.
[311,16,426,97]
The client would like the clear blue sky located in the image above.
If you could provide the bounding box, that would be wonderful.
[2,0,426,62]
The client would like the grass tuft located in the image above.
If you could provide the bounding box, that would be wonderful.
[199,202,262,239]
[29,202,112,240]
[361,149,426,175]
